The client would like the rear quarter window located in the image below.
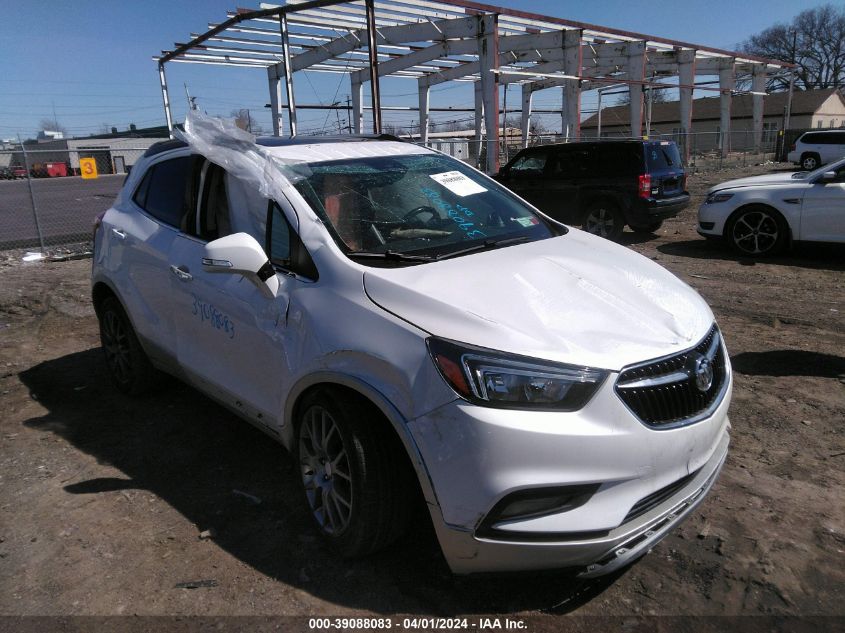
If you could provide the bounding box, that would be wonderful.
[132,156,191,228]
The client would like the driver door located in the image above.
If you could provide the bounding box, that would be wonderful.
[168,160,295,429]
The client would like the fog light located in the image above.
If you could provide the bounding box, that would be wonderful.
[477,484,600,538]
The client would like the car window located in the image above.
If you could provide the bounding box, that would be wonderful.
[595,144,642,176]
[135,156,191,228]
[268,203,292,265]
[197,163,232,241]
[645,142,682,171]
[508,152,547,177]
[550,148,593,177]
[266,202,318,280]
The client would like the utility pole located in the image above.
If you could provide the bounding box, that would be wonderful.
[784,29,797,131]
[345,95,352,133]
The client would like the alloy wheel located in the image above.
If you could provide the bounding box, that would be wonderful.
[102,310,132,385]
[585,208,616,238]
[299,406,354,535]
[731,210,779,255]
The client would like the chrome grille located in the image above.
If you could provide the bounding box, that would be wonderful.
[615,325,727,428]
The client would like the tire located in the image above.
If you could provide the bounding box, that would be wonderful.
[582,201,625,241]
[800,153,820,171]
[630,220,663,234]
[296,388,413,558]
[98,296,159,395]
[725,205,787,257]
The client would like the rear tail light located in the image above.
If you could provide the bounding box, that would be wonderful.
[638,174,651,199]
[790,143,796,152]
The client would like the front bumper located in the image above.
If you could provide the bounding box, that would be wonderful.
[409,369,732,575]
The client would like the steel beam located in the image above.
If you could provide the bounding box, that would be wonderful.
[351,78,363,133]
[751,64,766,152]
[478,14,500,174]
[520,84,533,148]
[719,59,735,157]
[365,0,382,134]
[678,48,696,161]
[561,29,582,140]
[418,83,430,143]
[267,66,282,135]
[626,41,646,138]
[158,62,174,133]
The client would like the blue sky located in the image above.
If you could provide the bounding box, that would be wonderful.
[0,0,823,139]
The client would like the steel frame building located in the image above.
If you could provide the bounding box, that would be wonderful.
[155,0,793,173]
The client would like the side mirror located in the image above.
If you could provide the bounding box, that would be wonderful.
[819,171,837,182]
[202,232,279,296]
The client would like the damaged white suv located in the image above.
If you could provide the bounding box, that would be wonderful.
[91,114,731,576]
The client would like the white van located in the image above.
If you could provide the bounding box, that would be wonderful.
[91,113,731,576]
[787,130,845,170]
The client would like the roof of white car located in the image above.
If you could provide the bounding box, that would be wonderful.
[144,135,432,164]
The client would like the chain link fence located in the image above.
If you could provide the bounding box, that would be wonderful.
[1,143,165,254]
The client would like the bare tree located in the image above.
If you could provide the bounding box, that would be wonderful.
[739,4,845,91]
[229,109,263,135]
[615,87,670,106]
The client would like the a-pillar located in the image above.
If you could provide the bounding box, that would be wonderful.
[719,59,735,158]
[626,40,647,138]
[752,64,767,152]
[351,79,363,134]
[520,84,533,148]
[677,49,696,161]
[477,13,500,174]
[560,29,582,141]
[418,83,430,144]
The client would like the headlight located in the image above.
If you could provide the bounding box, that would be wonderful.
[427,337,607,411]
[705,192,734,204]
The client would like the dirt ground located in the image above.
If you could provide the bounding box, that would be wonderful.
[1,163,843,620]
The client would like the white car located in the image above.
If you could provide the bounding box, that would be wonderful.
[698,157,845,256]
[91,114,731,576]
[786,130,845,170]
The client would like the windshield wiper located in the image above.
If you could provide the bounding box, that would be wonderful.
[347,249,436,262]
[435,236,530,261]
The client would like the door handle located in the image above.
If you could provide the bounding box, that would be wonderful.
[169,265,193,282]
[111,228,126,240]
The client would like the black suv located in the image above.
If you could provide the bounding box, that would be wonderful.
[494,140,690,240]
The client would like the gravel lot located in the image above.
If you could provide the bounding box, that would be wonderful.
[0,163,843,620]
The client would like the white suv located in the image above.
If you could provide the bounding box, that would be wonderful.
[787,130,845,170]
[91,115,731,576]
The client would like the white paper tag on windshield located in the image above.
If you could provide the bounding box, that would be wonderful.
[429,171,487,197]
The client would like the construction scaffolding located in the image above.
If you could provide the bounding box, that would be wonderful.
[155,0,794,173]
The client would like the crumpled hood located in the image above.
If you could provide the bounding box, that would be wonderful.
[709,172,806,193]
[363,230,714,371]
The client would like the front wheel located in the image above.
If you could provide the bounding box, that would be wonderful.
[296,389,412,558]
[726,206,786,257]
[582,202,624,241]
[630,220,663,234]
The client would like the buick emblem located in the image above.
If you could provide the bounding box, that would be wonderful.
[692,354,714,392]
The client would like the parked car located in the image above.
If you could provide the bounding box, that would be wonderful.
[786,130,845,170]
[0,167,12,180]
[494,140,690,240]
[92,128,731,576]
[11,166,28,179]
[698,157,845,256]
